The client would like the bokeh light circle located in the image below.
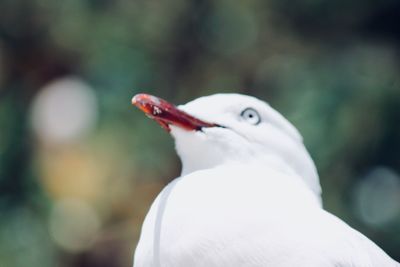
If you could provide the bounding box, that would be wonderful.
[31,76,98,144]
[353,167,400,227]
[49,198,101,253]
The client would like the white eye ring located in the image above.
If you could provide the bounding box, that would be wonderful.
[240,108,261,125]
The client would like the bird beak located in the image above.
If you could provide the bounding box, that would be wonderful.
[132,93,219,132]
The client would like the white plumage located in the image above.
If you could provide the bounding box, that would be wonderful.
[133,94,399,267]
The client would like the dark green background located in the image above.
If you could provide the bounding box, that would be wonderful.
[0,0,399,266]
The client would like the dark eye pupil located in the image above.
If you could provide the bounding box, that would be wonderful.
[241,108,260,125]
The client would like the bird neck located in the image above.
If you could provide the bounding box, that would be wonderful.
[179,152,322,206]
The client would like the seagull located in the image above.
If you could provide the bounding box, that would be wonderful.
[131,93,399,267]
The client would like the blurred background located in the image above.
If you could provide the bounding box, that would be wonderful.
[0,0,399,266]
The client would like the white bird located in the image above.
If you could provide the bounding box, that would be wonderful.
[131,93,399,267]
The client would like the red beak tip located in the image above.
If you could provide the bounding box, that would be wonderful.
[131,93,145,105]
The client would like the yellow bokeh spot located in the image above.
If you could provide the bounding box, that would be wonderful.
[38,145,105,202]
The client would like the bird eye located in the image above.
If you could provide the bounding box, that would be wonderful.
[240,108,261,125]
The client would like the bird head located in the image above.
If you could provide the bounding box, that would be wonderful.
[132,93,321,199]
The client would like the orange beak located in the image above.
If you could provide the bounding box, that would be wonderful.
[132,93,220,132]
